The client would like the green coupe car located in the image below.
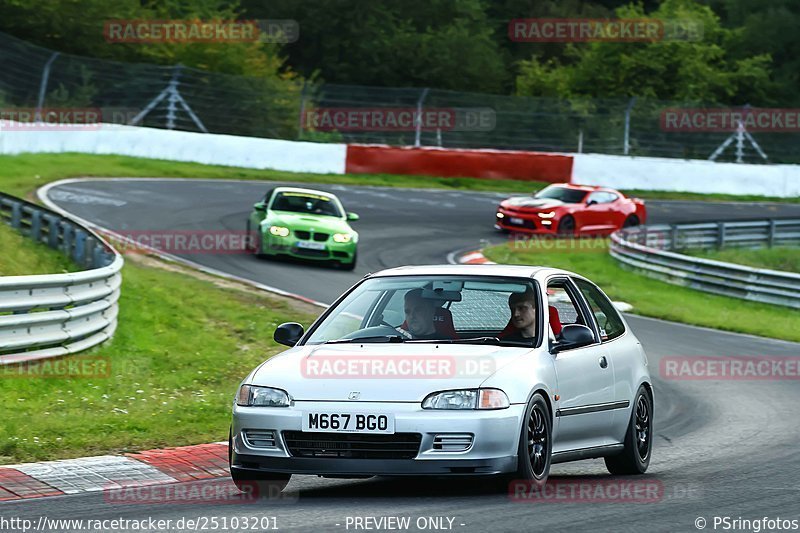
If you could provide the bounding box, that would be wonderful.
[246,187,359,270]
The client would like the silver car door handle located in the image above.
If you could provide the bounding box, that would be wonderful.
[599,356,608,369]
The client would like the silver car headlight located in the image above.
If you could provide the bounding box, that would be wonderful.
[332,233,352,243]
[236,385,290,407]
[421,388,509,410]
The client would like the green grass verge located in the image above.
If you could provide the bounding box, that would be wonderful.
[0,259,318,464]
[685,246,800,273]
[0,152,798,203]
[484,239,800,343]
[0,153,547,199]
[0,223,79,276]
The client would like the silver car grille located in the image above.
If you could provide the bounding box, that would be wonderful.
[243,429,277,448]
[432,434,474,452]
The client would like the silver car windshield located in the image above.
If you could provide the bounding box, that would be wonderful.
[305,275,539,345]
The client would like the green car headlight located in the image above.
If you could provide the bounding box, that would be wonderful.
[236,385,290,407]
[333,233,353,243]
[269,226,290,237]
[421,388,509,410]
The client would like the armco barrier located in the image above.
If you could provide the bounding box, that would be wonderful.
[345,144,573,182]
[0,193,122,364]
[610,219,800,308]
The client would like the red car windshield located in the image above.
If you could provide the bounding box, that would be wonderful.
[533,186,587,204]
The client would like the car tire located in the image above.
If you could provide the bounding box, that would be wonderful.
[228,429,291,497]
[512,392,552,490]
[341,251,357,271]
[622,215,640,228]
[245,220,255,252]
[557,215,575,236]
[252,226,268,259]
[605,386,652,475]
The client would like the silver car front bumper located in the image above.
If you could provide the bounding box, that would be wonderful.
[231,401,525,476]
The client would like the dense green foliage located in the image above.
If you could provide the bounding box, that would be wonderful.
[1,0,796,103]
[515,0,773,103]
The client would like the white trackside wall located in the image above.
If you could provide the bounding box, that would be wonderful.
[2,121,798,197]
[0,123,348,175]
[572,153,800,198]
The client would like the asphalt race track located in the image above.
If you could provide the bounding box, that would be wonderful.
[42,179,800,303]
[4,178,799,532]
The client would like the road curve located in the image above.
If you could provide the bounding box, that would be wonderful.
[41,178,800,304]
[3,178,798,532]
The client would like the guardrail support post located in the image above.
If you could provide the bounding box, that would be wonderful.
[768,220,776,248]
[48,216,59,248]
[669,225,678,250]
[74,230,86,264]
[11,203,22,229]
[85,238,96,268]
[61,221,73,256]
[92,247,103,268]
[717,222,726,249]
[31,211,42,241]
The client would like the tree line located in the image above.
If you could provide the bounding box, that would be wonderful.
[1,0,796,105]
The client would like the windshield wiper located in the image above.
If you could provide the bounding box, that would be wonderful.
[408,336,533,347]
[325,335,406,344]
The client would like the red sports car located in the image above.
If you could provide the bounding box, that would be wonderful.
[495,183,646,235]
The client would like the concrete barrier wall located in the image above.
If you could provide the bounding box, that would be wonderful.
[0,123,348,175]
[2,122,798,197]
[572,153,800,198]
[345,144,573,183]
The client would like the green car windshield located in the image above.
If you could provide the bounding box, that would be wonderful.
[271,192,342,217]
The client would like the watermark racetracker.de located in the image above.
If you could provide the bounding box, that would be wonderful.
[508,18,703,42]
[104,478,295,505]
[508,478,702,503]
[302,107,496,132]
[661,356,800,381]
[97,230,253,255]
[103,19,299,43]
[301,354,497,380]
[0,356,111,379]
[0,107,141,131]
[661,108,800,133]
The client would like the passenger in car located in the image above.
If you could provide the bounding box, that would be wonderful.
[501,289,537,342]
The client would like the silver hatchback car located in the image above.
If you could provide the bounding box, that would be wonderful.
[229,265,653,493]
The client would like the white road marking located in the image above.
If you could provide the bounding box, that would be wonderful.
[49,189,127,207]
[11,455,176,494]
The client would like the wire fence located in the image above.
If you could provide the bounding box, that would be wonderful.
[1,30,798,164]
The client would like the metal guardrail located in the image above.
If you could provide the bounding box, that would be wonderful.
[0,192,122,364]
[610,219,800,309]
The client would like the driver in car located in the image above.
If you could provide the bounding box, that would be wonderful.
[399,288,441,340]
[501,289,537,342]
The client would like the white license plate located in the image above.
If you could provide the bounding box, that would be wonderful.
[296,240,326,250]
[302,412,395,434]
[510,217,524,225]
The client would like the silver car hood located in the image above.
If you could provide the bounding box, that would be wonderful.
[250,343,532,402]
